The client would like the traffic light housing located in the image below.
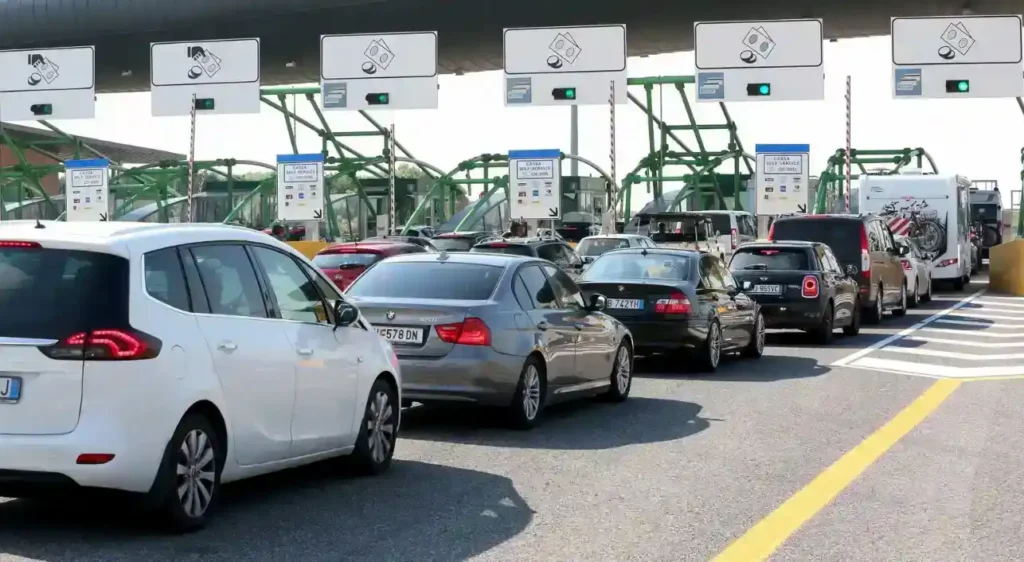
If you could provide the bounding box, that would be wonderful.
[552,88,577,101]
[945,80,969,93]
[194,98,215,111]
[365,93,390,105]
[746,83,771,96]
[29,103,52,116]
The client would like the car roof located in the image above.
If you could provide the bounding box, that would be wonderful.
[434,231,492,238]
[0,220,301,259]
[699,210,752,216]
[378,251,543,267]
[738,240,819,248]
[319,241,421,254]
[603,247,702,257]
[480,237,561,246]
[775,213,871,222]
[580,234,643,240]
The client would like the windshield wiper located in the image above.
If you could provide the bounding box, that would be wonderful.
[743,264,769,270]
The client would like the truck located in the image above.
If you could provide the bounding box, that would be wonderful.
[858,172,972,290]
[968,183,1002,263]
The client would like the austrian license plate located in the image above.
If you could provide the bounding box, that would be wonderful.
[607,298,644,309]
[375,326,425,344]
[751,284,782,294]
[0,376,22,404]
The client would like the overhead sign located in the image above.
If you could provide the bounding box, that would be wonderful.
[508,149,562,220]
[503,25,627,107]
[0,47,95,120]
[891,15,1023,99]
[755,144,810,216]
[65,159,110,222]
[277,154,324,222]
[150,38,261,116]
[694,19,824,102]
[320,32,438,111]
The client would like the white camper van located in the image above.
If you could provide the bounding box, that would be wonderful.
[858,173,972,290]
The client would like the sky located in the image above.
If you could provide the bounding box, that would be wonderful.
[34,36,1024,210]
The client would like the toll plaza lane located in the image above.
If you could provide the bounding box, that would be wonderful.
[0,282,1004,561]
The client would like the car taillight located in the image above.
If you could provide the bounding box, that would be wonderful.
[901,259,912,270]
[938,257,958,267]
[435,317,491,346]
[655,293,691,314]
[0,240,41,248]
[802,275,819,298]
[767,223,775,240]
[38,328,162,361]
[731,228,738,249]
[860,226,871,278]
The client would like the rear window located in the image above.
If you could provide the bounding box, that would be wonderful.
[431,237,476,252]
[730,248,810,271]
[346,262,503,300]
[707,215,732,235]
[576,238,630,257]
[0,246,128,339]
[581,253,692,281]
[470,244,535,257]
[971,203,999,223]
[771,219,862,264]
[313,252,380,269]
[650,219,708,242]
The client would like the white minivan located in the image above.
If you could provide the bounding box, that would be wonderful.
[0,221,401,531]
[859,172,972,289]
[700,210,757,261]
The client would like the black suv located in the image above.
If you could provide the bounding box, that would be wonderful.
[430,231,501,252]
[470,236,584,278]
[768,214,908,323]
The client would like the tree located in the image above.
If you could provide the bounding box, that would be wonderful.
[395,163,427,179]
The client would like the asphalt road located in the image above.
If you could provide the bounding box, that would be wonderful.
[3,274,1022,561]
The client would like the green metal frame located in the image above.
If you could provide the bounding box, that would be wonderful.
[619,75,755,218]
[811,148,938,213]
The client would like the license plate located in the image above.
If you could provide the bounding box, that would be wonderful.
[751,284,782,294]
[375,326,425,344]
[0,376,22,404]
[607,298,644,309]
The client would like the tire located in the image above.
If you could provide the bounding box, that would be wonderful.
[350,377,399,476]
[953,276,965,291]
[697,320,723,372]
[742,311,765,358]
[154,413,223,533]
[891,283,907,318]
[908,279,919,308]
[920,278,932,303]
[508,356,545,430]
[811,303,835,345]
[864,285,884,324]
[843,298,861,336]
[603,341,633,402]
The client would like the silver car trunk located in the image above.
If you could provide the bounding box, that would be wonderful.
[349,297,483,358]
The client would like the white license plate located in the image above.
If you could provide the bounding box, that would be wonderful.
[607,298,644,309]
[375,327,425,344]
[0,376,22,404]
[751,284,782,294]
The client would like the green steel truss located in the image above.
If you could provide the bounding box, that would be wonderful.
[812,147,938,213]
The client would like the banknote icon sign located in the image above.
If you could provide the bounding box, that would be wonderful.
[937,22,975,60]
[739,26,777,64]
[26,53,59,86]
[362,39,395,75]
[546,32,581,69]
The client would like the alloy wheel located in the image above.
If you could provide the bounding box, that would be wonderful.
[367,390,396,465]
[522,365,541,420]
[175,429,216,519]
[615,346,631,393]
[755,315,765,354]
[709,324,721,367]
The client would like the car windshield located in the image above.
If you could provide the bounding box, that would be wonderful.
[581,253,692,281]
[470,244,534,257]
[649,218,708,242]
[346,262,503,300]
[730,248,810,270]
[576,238,630,257]
[312,252,380,269]
[706,215,732,236]
[431,237,476,252]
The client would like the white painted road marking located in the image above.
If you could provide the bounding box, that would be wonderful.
[934,318,1024,328]
[918,327,1024,338]
[878,346,1024,360]
[903,335,1024,347]
[848,357,1024,379]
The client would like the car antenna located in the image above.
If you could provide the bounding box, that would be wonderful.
[34,219,45,229]
[437,249,449,261]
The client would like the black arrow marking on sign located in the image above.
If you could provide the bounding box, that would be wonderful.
[313,209,323,219]
[99,213,108,221]
[796,204,806,213]
[548,207,559,217]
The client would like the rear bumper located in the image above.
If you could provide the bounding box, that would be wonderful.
[617,319,709,353]
[398,346,525,406]
[756,300,826,329]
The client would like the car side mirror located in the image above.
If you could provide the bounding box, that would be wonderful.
[334,301,359,329]
[897,245,909,257]
[583,256,595,264]
[588,294,606,312]
[727,286,740,298]
[844,264,859,277]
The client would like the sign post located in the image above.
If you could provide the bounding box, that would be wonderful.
[0,46,95,120]
[891,15,1023,99]
[276,154,325,236]
[503,25,627,106]
[64,158,110,222]
[320,32,438,111]
[694,19,824,102]
[755,144,810,216]
[150,38,261,116]
[508,150,562,233]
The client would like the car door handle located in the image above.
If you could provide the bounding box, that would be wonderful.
[297,348,313,356]
[536,321,550,330]
[217,342,237,351]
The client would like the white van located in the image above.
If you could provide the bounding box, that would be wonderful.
[699,210,757,260]
[858,173,972,289]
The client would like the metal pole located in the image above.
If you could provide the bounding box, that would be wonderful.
[570,106,579,175]
[388,123,396,234]
[845,75,852,213]
[187,93,197,223]
[606,80,617,233]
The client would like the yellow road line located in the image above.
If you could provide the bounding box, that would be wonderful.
[711,379,962,562]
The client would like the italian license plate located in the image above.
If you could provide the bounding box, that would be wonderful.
[607,298,643,309]
[375,326,425,344]
[751,284,782,294]
[0,376,22,404]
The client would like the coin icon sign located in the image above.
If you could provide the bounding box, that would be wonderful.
[739,50,757,64]
[361,61,377,74]
[546,55,563,69]
[27,72,42,86]
[187,65,203,79]
[938,45,955,60]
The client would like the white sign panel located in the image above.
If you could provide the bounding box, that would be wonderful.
[694,19,824,102]
[276,154,324,222]
[151,38,261,116]
[508,150,562,220]
[65,159,110,222]
[755,145,810,216]
[891,15,1023,99]
[0,47,95,120]
[503,25,627,106]
[320,32,438,111]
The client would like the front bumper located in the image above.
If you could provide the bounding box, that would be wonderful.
[398,346,525,406]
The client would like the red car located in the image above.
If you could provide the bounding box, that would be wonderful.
[312,241,427,290]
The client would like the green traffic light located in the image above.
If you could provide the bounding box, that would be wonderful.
[758,84,770,95]
[565,88,575,98]
[378,94,388,103]
[957,81,969,92]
